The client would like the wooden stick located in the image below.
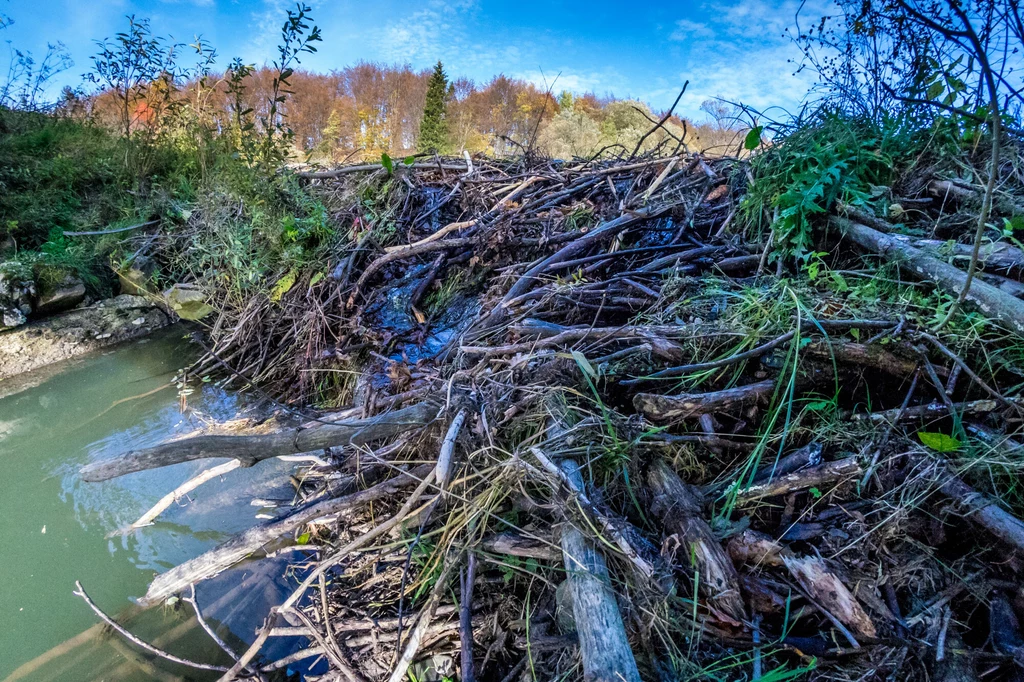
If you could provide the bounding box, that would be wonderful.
[115,460,242,535]
[297,162,469,178]
[64,219,159,237]
[80,400,437,482]
[460,553,478,682]
[939,469,1024,553]
[531,447,655,578]
[384,219,478,253]
[388,556,460,682]
[734,457,862,503]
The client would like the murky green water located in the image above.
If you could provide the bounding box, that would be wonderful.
[0,327,304,681]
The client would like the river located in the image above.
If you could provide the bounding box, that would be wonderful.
[0,327,309,680]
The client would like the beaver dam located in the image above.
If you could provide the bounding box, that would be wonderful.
[18,142,1017,682]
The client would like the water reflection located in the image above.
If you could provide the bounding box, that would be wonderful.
[0,327,313,680]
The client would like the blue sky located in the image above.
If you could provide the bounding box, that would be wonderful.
[1,0,832,119]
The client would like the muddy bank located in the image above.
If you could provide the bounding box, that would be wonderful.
[0,295,173,382]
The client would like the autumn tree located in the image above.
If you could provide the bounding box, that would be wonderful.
[418,61,450,153]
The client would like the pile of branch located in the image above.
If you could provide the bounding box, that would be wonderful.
[76,151,1024,682]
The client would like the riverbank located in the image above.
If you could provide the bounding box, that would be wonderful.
[0,294,172,383]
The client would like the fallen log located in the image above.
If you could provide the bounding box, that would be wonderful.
[557,458,642,682]
[938,469,1024,554]
[647,459,746,621]
[79,400,438,482]
[727,530,877,640]
[140,464,433,607]
[912,239,1024,277]
[734,457,863,503]
[831,217,1024,335]
[928,179,1024,217]
[633,379,776,422]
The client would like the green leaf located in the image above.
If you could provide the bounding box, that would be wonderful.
[571,350,597,378]
[403,156,416,166]
[806,400,832,412]
[296,532,311,545]
[918,431,961,453]
[809,487,822,499]
[381,152,393,174]
[744,126,764,151]
[309,272,325,286]
[269,270,297,303]
[927,80,945,100]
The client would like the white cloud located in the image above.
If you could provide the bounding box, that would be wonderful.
[516,68,631,96]
[664,0,834,117]
[248,0,325,59]
[670,19,714,40]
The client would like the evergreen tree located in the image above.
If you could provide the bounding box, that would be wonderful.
[418,61,450,154]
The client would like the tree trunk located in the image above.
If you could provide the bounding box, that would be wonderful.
[80,401,437,482]
[831,217,1024,335]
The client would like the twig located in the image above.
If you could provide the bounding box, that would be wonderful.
[72,581,228,672]
[65,219,159,237]
[460,553,478,682]
[388,554,461,682]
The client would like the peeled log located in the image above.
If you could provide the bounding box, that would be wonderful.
[727,529,877,640]
[140,465,433,607]
[831,217,1024,335]
[633,380,776,422]
[80,401,437,482]
[647,459,746,621]
[558,459,641,682]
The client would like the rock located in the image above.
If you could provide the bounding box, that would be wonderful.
[0,262,36,331]
[33,273,86,315]
[0,295,172,382]
[163,284,213,321]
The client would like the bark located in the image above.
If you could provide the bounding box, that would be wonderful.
[647,459,746,621]
[832,217,1024,335]
[558,459,641,682]
[633,380,776,422]
[140,465,433,607]
[80,401,437,482]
